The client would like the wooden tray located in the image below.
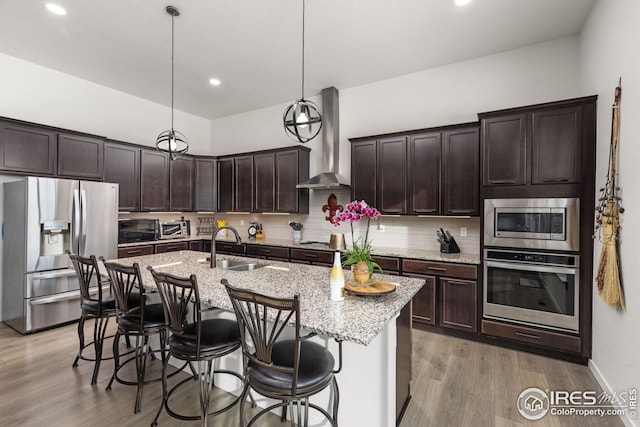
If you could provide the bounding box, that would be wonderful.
[345,279,396,297]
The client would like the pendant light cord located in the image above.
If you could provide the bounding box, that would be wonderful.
[301,0,305,99]
[171,11,175,131]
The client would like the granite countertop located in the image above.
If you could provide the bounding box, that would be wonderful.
[119,236,480,265]
[105,250,426,346]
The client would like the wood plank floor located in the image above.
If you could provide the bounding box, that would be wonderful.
[0,322,625,427]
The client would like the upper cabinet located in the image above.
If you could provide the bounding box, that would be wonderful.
[351,124,479,216]
[194,158,217,212]
[217,147,310,214]
[480,96,596,196]
[140,148,170,211]
[57,133,104,179]
[104,141,140,211]
[0,120,57,176]
[170,156,194,212]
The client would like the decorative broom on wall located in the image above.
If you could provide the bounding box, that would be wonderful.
[594,78,625,310]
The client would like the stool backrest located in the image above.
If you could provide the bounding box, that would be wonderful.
[69,254,107,306]
[222,279,301,392]
[148,267,202,352]
[103,260,145,329]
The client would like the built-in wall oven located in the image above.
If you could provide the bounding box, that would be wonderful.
[484,198,580,252]
[484,249,579,332]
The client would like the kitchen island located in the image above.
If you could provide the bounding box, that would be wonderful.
[110,250,426,427]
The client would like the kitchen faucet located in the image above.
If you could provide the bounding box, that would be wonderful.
[210,226,242,268]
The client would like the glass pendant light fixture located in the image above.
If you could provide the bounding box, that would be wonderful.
[156,5,188,160]
[283,0,322,143]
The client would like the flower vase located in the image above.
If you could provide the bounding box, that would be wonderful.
[352,261,372,285]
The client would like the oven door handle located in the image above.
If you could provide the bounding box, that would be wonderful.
[485,260,578,275]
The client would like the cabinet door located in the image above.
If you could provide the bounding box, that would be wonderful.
[531,106,582,184]
[140,149,170,211]
[217,158,234,212]
[155,241,189,253]
[170,157,194,211]
[254,153,275,212]
[443,128,479,215]
[57,134,104,179]
[408,133,441,215]
[235,155,254,212]
[104,142,140,211]
[412,276,436,325]
[439,277,477,332]
[351,140,377,205]
[481,113,527,186]
[276,149,305,213]
[377,136,407,214]
[0,121,56,175]
[194,158,217,212]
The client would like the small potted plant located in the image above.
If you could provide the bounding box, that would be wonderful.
[331,200,382,284]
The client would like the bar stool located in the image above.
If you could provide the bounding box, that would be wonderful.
[70,254,117,385]
[148,267,244,427]
[222,279,342,427]
[102,260,167,413]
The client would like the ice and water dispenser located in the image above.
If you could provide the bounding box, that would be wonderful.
[40,219,71,257]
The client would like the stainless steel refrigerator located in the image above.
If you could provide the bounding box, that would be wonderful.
[2,177,118,333]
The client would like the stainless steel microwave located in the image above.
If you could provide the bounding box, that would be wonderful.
[484,198,580,252]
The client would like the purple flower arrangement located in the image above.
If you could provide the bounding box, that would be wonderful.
[331,200,382,273]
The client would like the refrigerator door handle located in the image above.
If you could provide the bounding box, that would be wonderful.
[72,189,81,255]
[30,285,110,305]
[80,189,87,255]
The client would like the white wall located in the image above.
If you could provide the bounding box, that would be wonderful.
[0,53,212,154]
[580,1,640,426]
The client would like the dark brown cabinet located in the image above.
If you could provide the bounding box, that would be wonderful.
[481,113,527,186]
[117,245,154,258]
[350,140,377,206]
[275,148,309,213]
[442,128,479,215]
[104,142,140,211]
[217,158,234,212]
[0,121,56,175]
[254,153,275,212]
[194,158,217,212]
[155,241,189,253]
[170,157,194,211]
[403,259,478,332]
[246,244,289,261]
[408,133,441,214]
[215,241,245,255]
[234,155,253,212]
[57,134,104,179]
[378,136,407,214]
[290,248,333,266]
[140,149,170,211]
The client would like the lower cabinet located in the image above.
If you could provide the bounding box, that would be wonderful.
[246,244,289,261]
[215,241,245,255]
[482,319,581,353]
[155,241,189,253]
[118,245,154,258]
[403,259,478,332]
[289,248,333,266]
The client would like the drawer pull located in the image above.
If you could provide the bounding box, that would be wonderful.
[427,267,447,272]
[491,180,517,184]
[446,280,469,286]
[304,254,317,259]
[128,250,142,255]
[515,331,541,340]
[261,249,272,253]
[450,209,473,214]
[166,246,180,250]
[542,178,570,183]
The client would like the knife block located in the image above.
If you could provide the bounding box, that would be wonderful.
[440,237,460,254]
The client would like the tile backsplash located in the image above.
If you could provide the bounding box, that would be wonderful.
[119,189,480,255]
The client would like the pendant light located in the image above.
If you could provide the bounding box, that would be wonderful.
[283,0,322,143]
[156,5,188,160]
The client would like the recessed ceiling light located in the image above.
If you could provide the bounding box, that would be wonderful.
[454,0,472,6]
[46,3,67,15]
[208,78,221,86]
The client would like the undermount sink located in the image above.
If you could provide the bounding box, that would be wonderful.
[204,258,268,271]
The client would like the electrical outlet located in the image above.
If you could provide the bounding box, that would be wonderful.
[240,219,245,226]
[460,227,467,237]
[378,224,385,232]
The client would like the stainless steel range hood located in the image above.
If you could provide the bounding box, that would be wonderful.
[296,87,350,189]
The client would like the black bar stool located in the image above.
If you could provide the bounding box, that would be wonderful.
[70,254,117,385]
[222,279,342,427]
[148,267,245,427]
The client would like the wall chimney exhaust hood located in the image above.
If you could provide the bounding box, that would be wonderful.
[296,87,350,189]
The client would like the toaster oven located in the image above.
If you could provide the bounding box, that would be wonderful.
[160,220,190,239]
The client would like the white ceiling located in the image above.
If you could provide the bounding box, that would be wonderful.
[0,0,595,120]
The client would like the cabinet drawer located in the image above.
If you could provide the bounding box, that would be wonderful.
[215,241,245,255]
[482,320,581,353]
[372,255,400,273]
[246,244,289,260]
[118,245,154,258]
[402,259,477,279]
[155,241,189,253]
[290,248,333,266]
